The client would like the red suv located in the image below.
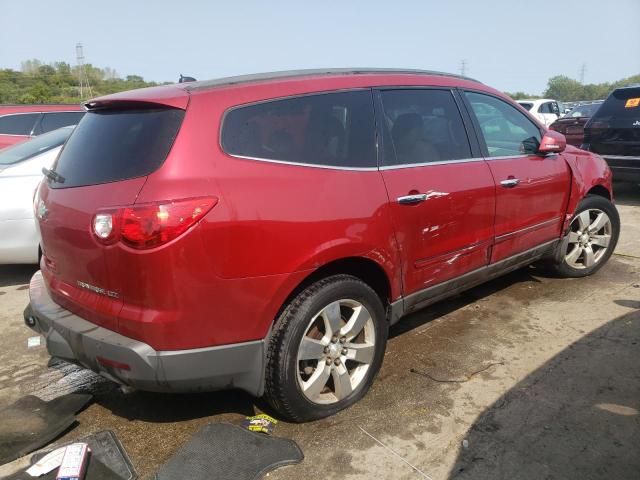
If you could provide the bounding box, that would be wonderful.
[26,69,619,421]
[0,105,84,150]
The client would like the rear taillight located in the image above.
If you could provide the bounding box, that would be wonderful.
[92,197,217,250]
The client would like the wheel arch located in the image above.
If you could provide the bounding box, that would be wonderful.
[273,256,394,326]
[586,184,611,200]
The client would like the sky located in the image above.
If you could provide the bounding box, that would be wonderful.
[1,0,639,94]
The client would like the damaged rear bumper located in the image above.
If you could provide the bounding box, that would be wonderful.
[25,271,265,396]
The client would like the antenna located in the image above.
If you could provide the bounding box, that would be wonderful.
[579,63,586,84]
[460,59,468,76]
[76,43,93,100]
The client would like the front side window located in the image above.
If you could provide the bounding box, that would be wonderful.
[221,90,376,168]
[0,113,40,135]
[465,92,541,157]
[379,89,471,166]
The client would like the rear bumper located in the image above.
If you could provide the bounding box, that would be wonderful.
[26,271,265,396]
[603,155,640,182]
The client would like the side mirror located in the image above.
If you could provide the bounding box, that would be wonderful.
[538,130,567,154]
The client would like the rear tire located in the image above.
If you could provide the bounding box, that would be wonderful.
[554,195,620,278]
[264,275,388,422]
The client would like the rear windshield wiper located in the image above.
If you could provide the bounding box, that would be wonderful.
[42,167,65,184]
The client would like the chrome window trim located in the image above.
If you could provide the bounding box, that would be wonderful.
[227,153,380,171]
[484,154,534,161]
[228,152,540,171]
[378,157,485,170]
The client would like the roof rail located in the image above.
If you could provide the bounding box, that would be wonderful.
[184,68,482,92]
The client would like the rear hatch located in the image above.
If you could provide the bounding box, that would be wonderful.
[584,86,640,157]
[38,97,187,330]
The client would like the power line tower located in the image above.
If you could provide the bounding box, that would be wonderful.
[76,43,93,100]
[460,59,468,76]
[579,63,587,84]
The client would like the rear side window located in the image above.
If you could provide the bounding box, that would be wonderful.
[518,102,533,111]
[39,111,85,133]
[0,113,40,135]
[379,89,471,166]
[51,108,184,188]
[221,90,376,168]
[591,88,640,126]
[465,92,541,157]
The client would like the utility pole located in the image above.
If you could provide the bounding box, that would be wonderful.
[76,43,93,100]
[579,63,586,84]
[460,59,467,76]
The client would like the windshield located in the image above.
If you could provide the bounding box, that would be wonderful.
[518,102,533,111]
[0,126,73,166]
[568,103,601,118]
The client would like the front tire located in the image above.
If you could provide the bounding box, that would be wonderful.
[554,195,620,278]
[264,275,388,422]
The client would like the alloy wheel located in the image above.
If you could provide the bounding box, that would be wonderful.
[565,208,612,269]
[296,299,375,404]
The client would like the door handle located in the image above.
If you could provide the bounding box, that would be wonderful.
[500,178,520,188]
[397,193,428,205]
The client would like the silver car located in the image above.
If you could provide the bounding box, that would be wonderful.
[0,126,74,264]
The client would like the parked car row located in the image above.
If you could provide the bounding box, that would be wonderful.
[0,104,83,149]
[582,85,640,182]
[20,69,621,422]
[549,101,603,146]
[521,88,640,181]
[516,98,563,126]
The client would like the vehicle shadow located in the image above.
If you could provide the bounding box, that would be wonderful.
[613,181,640,207]
[447,303,640,479]
[0,264,38,288]
[93,386,261,423]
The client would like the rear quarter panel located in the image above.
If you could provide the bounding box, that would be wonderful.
[124,84,401,348]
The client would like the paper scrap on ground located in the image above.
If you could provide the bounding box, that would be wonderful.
[26,446,66,477]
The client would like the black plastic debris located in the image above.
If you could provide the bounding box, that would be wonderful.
[153,423,303,480]
[5,430,137,480]
[0,393,92,464]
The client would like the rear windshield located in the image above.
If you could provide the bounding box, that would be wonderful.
[0,127,72,166]
[50,107,184,188]
[591,88,640,126]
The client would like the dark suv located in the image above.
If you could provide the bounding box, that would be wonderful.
[26,69,618,421]
[582,85,640,182]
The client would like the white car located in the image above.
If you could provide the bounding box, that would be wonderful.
[0,126,74,264]
[516,98,562,127]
